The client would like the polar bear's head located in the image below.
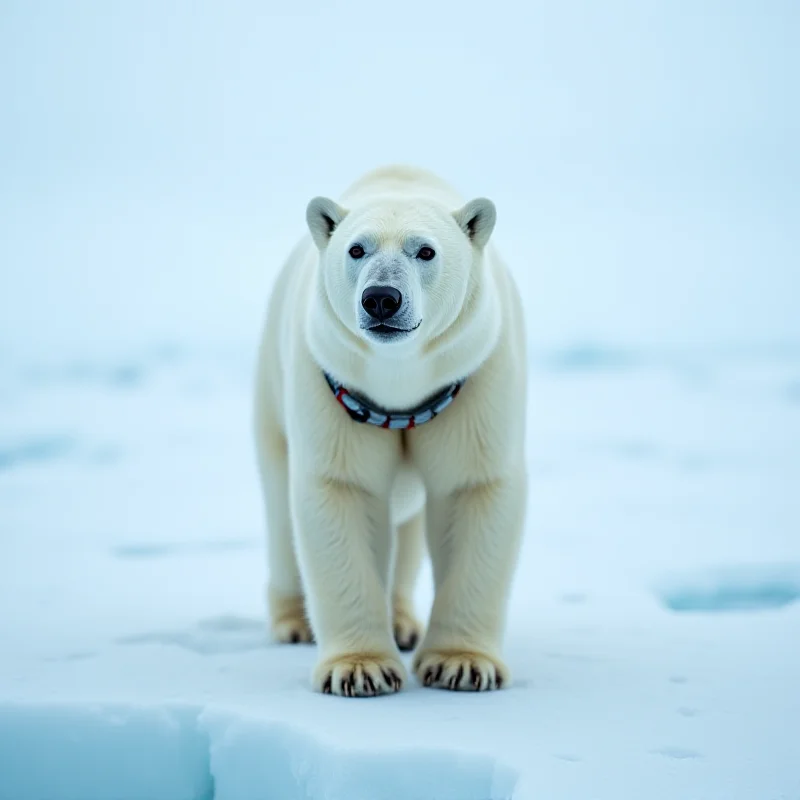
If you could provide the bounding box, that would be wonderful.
[305,194,496,349]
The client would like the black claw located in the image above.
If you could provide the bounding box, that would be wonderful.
[322,675,332,694]
[289,631,300,644]
[364,674,376,695]
[496,673,504,689]
[433,664,444,684]
[381,668,400,691]
[453,665,464,690]
[447,665,461,690]
[423,668,434,686]
[471,667,481,690]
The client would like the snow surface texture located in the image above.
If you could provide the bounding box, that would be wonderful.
[1,343,799,800]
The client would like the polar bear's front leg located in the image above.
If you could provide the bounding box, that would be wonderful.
[291,475,406,697]
[413,471,526,691]
[257,429,314,645]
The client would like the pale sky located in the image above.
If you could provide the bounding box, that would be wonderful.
[1,0,797,354]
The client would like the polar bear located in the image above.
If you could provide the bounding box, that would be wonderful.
[254,165,527,697]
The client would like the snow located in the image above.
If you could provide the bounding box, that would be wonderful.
[1,343,799,799]
[2,1,799,797]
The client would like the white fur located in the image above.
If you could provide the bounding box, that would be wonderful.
[254,165,527,696]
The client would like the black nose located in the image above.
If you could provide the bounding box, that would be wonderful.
[361,285,402,321]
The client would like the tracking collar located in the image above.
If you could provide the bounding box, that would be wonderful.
[324,372,464,430]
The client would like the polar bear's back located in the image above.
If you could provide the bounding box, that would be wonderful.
[339,165,465,209]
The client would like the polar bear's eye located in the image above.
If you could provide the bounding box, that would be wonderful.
[349,244,365,259]
[417,246,436,261]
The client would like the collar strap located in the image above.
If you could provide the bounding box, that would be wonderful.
[324,372,464,429]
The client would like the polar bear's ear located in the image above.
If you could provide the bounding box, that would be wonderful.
[453,198,496,249]
[306,196,349,249]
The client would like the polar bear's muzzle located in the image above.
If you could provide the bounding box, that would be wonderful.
[352,251,424,342]
[358,283,421,341]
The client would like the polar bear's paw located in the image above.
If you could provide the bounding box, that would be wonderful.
[393,603,423,652]
[272,615,314,644]
[314,652,406,697]
[269,594,314,644]
[413,648,510,691]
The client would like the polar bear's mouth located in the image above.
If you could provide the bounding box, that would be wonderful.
[364,320,422,337]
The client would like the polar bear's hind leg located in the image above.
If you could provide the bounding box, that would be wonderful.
[392,510,425,651]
